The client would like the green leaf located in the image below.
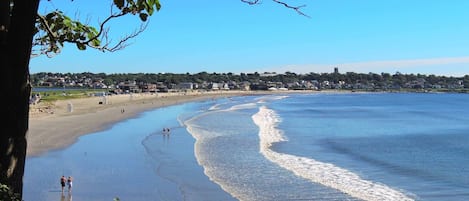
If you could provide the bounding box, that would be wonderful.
[145,2,154,15]
[91,39,101,47]
[76,43,86,50]
[127,0,136,6]
[89,27,98,34]
[87,32,96,40]
[63,18,72,27]
[155,0,161,11]
[139,13,148,21]
[114,0,125,9]
[146,0,161,13]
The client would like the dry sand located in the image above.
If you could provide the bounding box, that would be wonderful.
[27,91,261,157]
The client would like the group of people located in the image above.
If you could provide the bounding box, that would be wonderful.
[60,175,73,193]
[162,127,171,136]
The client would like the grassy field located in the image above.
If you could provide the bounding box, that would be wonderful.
[31,88,108,102]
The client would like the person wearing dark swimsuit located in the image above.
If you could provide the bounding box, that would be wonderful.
[60,175,66,192]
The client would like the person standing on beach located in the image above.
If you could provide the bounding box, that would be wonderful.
[162,128,171,136]
[67,176,73,192]
[60,175,66,192]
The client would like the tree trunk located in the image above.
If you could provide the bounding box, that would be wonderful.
[0,0,40,198]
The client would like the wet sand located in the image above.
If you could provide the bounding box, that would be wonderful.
[25,91,255,201]
[27,91,257,157]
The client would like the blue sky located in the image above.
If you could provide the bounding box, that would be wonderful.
[30,0,469,76]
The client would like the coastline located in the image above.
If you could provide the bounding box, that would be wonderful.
[27,90,260,157]
[25,92,251,201]
[24,91,469,201]
[27,89,356,157]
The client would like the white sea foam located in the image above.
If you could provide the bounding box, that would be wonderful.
[252,106,415,201]
[255,95,289,104]
[208,103,221,111]
[228,103,257,110]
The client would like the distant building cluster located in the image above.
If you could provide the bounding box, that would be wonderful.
[30,68,468,95]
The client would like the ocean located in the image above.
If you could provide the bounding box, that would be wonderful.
[24,92,469,201]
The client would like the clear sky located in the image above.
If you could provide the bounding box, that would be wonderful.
[30,0,469,77]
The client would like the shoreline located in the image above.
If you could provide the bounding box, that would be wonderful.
[27,89,352,157]
[27,91,259,157]
[24,93,248,201]
[27,91,249,157]
[24,91,469,201]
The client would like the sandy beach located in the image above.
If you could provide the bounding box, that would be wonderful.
[24,89,378,201]
[25,89,318,201]
[27,90,259,157]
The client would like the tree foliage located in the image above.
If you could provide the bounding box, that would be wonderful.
[33,0,161,57]
[0,183,20,201]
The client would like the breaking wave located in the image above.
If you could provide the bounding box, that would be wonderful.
[252,106,415,201]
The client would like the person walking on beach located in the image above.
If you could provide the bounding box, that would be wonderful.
[60,175,66,192]
[162,128,171,136]
[67,176,73,192]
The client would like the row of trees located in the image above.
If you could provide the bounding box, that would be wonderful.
[31,71,469,89]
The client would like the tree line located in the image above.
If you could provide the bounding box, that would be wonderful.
[31,71,469,89]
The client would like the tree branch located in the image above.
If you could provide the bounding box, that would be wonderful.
[241,0,260,5]
[32,0,159,57]
[101,22,148,52]
[272,0,309,17]
[241,0,310,17]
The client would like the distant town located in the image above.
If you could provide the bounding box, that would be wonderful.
[31,68,469,94]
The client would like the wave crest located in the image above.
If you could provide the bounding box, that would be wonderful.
[252,106,415,201]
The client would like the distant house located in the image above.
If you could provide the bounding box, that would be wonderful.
[250,83,268,90]
[118,82,140,93]
[221,83,230,90]
[237,81,250,91]
[266,81,283,89]
[39,82,53,87]
[155,82,168,92]
[140,83,157,93]
[209,83,220,90]
[406,79,425,89]
[91,82,108,89]
[176,82,194,90]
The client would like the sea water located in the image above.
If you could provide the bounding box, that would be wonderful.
[24,92,469,201]
[24,101,236,201]
[184,92,469,201]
